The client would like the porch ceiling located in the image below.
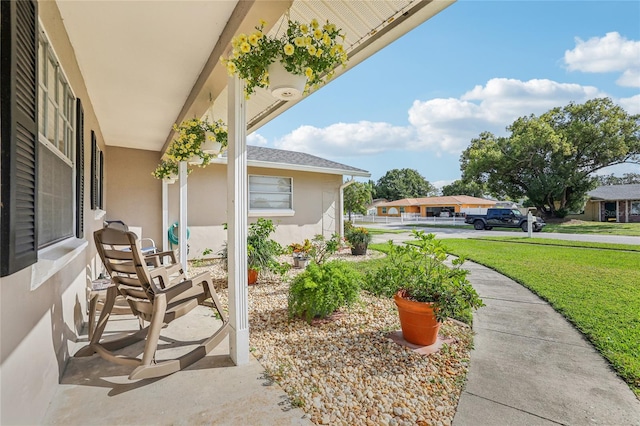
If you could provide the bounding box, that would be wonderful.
[56,0,454,155]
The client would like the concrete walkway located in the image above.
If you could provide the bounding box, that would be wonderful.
[453,261,640,426]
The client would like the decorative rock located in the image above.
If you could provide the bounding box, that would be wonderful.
[189,253,474,426]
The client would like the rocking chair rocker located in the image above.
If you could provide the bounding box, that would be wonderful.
[75,227,229,380]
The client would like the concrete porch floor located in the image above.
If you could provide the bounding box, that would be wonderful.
[43,305,311,425]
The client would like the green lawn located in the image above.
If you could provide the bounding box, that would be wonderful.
[544,221,640,236]
[402,220,640,236]
[441,238,640,397]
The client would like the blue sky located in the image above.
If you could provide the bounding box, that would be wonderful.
[249,0,640,188]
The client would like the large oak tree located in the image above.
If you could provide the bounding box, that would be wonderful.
[375,168,437,201]
[461,98,640,217]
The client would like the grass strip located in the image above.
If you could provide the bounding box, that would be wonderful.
[443,238,640,397]
[468,236,640,252]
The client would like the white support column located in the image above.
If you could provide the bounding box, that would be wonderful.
[227,74,249,365]
[162,180,169,251]
[179,161,188,272]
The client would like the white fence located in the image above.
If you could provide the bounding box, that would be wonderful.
[345,214,469,226]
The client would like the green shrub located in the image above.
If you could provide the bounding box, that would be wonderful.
[309,233,341,265]
[288,261,360,323]
[364,231,484,324]
[345,226,372,246]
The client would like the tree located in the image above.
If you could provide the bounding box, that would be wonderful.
[461,98,640,217]
[440,179,487,198]
[343,181,372,220]
[375,168,437,201]
[597,172,640,186]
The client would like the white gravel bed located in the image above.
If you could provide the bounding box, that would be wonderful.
[190,250,474,426]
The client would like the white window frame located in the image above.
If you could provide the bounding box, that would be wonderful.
[31,22,83,290]
[248,175,295,217]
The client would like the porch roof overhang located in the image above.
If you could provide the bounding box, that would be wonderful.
[55,0,455,154]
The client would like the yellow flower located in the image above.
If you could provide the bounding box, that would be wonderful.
[336,44,344,53]
[294,36,305,47]
[316,48,323,57]
[310,19,319,29]
[238,33,248,44]
[283,43,295,56]
[314,29,323,40]
[305,36,312,46]
[240,42,251,53]
[300,24,308,33]
[305,67,313,79]
[254,31,263,40]
[226,62,237,76]
[214,127,220,134]
[249,34,259,46]
[308,45,316,56]
[323,33,331,46]
[259,19,267,27]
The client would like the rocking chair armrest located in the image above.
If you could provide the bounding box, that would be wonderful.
[145,250,178,267]
[148,266,172,290]
[158,278,199,303]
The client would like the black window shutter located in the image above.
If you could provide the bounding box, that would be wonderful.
[90,131,97,210]
[1,0,39,277]
[75,99,84,237]
[98,150,104,209]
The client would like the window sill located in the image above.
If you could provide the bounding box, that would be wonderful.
[249,209,295,217]
[94,209,106,220]
[31,238,89,290]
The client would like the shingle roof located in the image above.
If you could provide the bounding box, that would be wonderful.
[378,195,496,207]
[588,184,640,201]
[220,146,370,177]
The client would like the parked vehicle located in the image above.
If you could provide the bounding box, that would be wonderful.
[465,208,546,232]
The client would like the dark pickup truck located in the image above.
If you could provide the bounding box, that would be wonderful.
[465,208,546,232]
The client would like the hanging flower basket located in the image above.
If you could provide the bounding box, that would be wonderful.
[152,159,179,180]
[268,60,307,100]
[221,18,348,99]
[166,118,227,165]
[162,178,176,184]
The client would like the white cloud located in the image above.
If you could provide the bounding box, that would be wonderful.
[268,78,617,159]
[432,179,455,190]
[564,32,640,87]
[274,121,415,156]
[408,78,603,153]
[247,133,268,146]
[618,94,640,115]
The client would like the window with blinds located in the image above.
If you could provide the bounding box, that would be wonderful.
[249,175,293,210]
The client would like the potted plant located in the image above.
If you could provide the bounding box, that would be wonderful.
[364,231,484,346]
[289,239,312,268]
[247,218,289,284]
[221,18,348,100]
[166,118,227,166]
[152,159,179,183]
[345,226,372,255]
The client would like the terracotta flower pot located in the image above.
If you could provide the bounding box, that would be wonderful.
[393,291,441,346]
[248,269,258,285]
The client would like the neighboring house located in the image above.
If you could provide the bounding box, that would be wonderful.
[567,184,640,223]
[109,145,369,259]
[0,1,452,423]
[366,198,389,216]
[376,195,497,217]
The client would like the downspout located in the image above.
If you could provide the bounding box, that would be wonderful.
[339,177,356,240]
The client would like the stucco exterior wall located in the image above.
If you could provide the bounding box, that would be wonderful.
[165,164,342,258]
[105,146,163,246]
[1,3,108,423]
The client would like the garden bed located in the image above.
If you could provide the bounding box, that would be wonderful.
[190,250,474,425]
